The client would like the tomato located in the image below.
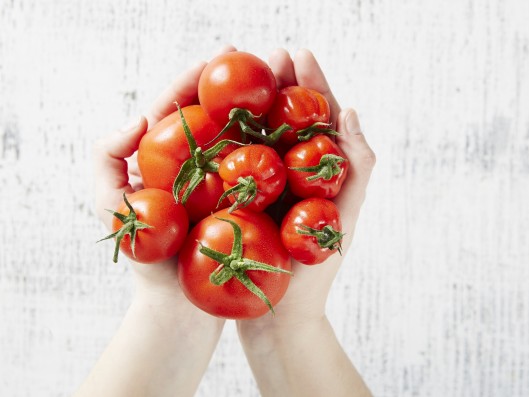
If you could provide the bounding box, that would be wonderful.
[181,167,230,223]
[267,86,331,150]
[100,189,189,264]
[177,208,292,319]
[198,51,277,124]
[218,144,287,212]
[138,104,240,192]
[284,135,348,199]
[280,198,343,265]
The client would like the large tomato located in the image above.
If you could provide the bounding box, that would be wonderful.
[280,198,343,265]
[267,85,331,150]
[284,134,349,199]
[177,208,292,319]
[137,104,240,192]
[198,51,277,124]
[101,189,189,264]
[218,144,287,212]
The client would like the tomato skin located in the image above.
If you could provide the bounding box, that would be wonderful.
[198,52,277,124]
[218,144,287,212]
[112,189,189,264]
[280,198,342,265]
[268,86,331,149]
[138,105,240,192]
[177,208,291,319]
[284,135,348,199]
[183,170,230,224]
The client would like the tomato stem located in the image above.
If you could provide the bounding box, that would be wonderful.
[208,108,292,146]
[290,154,346,181]
[297,224,344,254]
[172,104,245,204]
[97,192,153,263]
[199,217,293,314]
[217,176,259,213]
[296,122,341,142]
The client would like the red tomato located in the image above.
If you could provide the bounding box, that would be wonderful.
[138,104,240,192]
[267,86,331,149]
[103,189,189,264]
[218,144,287,212]
[198,51,277,124]
[284,135,348,199]
[280,198,343,265]
[177,208,292,319]
[181,169,230,223]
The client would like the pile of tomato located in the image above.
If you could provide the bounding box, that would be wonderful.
[101,51,349,319]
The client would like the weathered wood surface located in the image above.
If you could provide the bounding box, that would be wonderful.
[1,0,528,396]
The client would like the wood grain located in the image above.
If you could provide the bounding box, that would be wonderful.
[1,0,528,395]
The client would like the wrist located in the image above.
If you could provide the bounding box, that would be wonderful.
[237,313,328,352]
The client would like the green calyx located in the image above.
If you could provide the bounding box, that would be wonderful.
[199,217,293,314]
[217,176,259,213]
[290,154,346,181]
[297,224,345,254]
[209,108,292,146]
[296,122,341,142]
[172,104,244,204]
[97,192,153,263]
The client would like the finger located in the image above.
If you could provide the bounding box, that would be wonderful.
[269,48,296,89]
[93,116,148,228]
[333,109,376,249]
[214,43,237,56]
[127,152,141,177]
[293,49,341,126]
[144,62,207,127]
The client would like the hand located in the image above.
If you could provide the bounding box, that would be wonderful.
[236,48,375,397]
[75,47,237,397]
[238,48,375,328]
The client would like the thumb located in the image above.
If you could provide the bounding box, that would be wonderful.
[334,109,376,249]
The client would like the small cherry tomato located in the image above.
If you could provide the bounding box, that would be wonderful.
[280,198,343,265]
[267,85,331,150]
[218,144,287,212]
[100,189,189,264]
[284,135,348,199]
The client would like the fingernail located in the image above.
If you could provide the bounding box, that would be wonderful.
[120,116,142,133]
[345,110,362,135]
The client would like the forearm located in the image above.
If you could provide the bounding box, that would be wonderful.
[238,316,372,397]
[74,295,225,397]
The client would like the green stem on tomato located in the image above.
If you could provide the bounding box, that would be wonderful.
[97,192,153,263]
[217,176,259,213]
[297,224,345,255]
[206,108,292,146]
[289,154,346,181]
[198,217,293,314]
[296,122,341,142]
[172,104,245,205]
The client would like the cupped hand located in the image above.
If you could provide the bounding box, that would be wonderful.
[239,48,376,330]
[92,46,236,314]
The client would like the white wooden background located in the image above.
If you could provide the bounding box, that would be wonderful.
[1,0,528,396]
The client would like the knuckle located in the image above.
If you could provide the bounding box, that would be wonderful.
[359,147,377,170]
